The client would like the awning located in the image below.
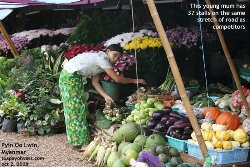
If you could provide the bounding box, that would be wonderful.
[0,9,13,20]
[0,0,104,20]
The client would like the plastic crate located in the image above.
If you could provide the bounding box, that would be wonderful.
[185,86,200,94]
[166,135,188,152]
[165,162,193,167]
[187,142,250,164]
[125,104,135,110]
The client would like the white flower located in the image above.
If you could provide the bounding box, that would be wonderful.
[18,111,25,116]
[51,56,54,63]
[0,109,4,117]
[50,99,62,104]
[44,52,49,60]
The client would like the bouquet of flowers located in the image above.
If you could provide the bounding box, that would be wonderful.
[101,52,136,82]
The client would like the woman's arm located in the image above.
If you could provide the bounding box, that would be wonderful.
[92,73,114,103]
[104,68,146,84]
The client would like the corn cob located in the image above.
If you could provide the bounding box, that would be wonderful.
[95,144,107,167]
[88,144,100,161]
[101,145,112,166]
[111,141,117,152]
[82,137,100,159]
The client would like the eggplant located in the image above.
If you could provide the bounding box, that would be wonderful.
[166,118,178,126]
[152,110,167,120]
[161,115,171,122]
[183,126,193,135]
[171,131,183,139]
[174,128,183,134]
[167,122,192,135]
[169,111,185,119]
[155,120,168,132]
[147,119,159,129]
[162,106,172,114]
[182,134,191,140]
[173,117,190,125]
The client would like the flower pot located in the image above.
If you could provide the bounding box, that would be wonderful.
[50,126,63,134]
[101,81,121,101]
[17,123,26,133]
[1,118,17,132]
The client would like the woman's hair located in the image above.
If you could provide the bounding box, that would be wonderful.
[106,44,123,54]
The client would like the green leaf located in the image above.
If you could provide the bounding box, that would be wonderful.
[28,126,34,133]
[36,120,41,125]
[45,114,50,121]
[53,51,64,74]
[38,128,44,135]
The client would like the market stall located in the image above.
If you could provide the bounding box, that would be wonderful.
[0,0,250,167]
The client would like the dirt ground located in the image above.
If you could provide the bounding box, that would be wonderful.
[0,130,97,167]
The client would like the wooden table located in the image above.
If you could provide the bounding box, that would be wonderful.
[180,152,250,167]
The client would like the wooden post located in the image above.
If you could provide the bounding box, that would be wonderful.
[0,20,20,57]
[205,0,250,117]
[145,0,208,159]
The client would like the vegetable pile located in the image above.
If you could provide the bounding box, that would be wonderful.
[102,102,131,123]
[189,121,250,150]
[125,97,164,125]
[146,107,193,140]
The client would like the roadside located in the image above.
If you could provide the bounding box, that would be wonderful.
[0,130,96,167]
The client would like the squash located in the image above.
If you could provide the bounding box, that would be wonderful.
[205,141,214,149]
[222,141,232,150]
[227,130,235,140]
[215,112,241,130]
[203,107,221,122]
[241,141,250,148]
[201,122,212,131]
[215,130,230,141]
[202,130,213,141]
[231,141,240,148]
[233,128,249,143]
[212,136,223,148]
[212,124,227,131]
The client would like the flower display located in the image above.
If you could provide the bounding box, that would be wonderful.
[123,36,163,50]
[165,26,216,58]
[0,35,30,54]
[11,28,76,41]
[101,53,136,82]
[104,29,158,47]
[105,29,173,74]
[64,42,105,60]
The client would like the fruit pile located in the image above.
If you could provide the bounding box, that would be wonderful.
[125,97,164,125]
[83,122,194,167]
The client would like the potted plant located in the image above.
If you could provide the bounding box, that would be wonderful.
[0,93,24,132]
[20,69,64,135]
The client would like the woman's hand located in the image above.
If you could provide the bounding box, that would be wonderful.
[135,79,146,85]
[104,95,114,103]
